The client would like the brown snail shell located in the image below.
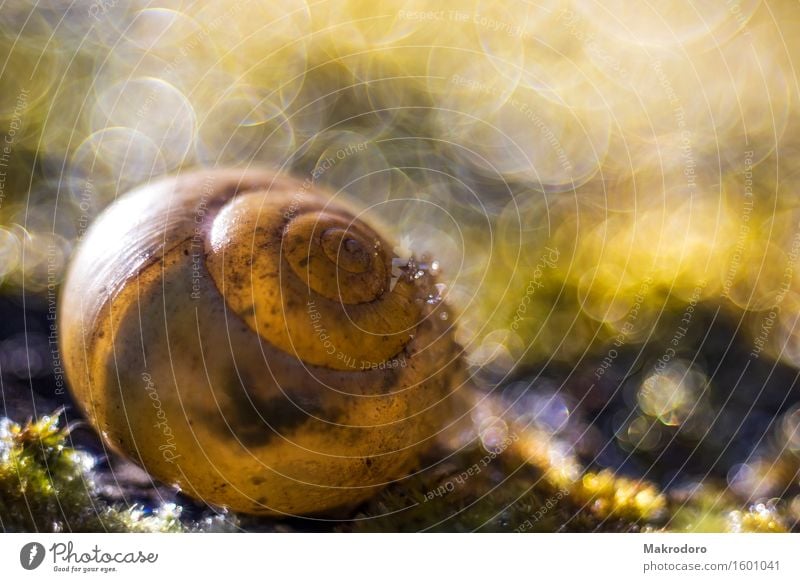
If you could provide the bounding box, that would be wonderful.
[59,168,461,516]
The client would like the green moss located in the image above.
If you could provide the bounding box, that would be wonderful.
[0,411,235,532]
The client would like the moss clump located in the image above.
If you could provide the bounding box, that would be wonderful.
[0,411,234,532]
[668,487,789,533]
[348,445,645,533]
[349,425,793,533]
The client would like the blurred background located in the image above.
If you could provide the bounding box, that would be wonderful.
[2,0,800,531]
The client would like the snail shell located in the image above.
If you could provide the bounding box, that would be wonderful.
[59,168,460,516]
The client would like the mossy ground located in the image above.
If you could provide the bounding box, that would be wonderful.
[0,413,234,532]
[0,411,792,533]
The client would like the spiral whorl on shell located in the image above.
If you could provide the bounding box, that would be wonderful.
[59,168,460,516]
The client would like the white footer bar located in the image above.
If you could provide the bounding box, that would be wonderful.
[2,533,797,580]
